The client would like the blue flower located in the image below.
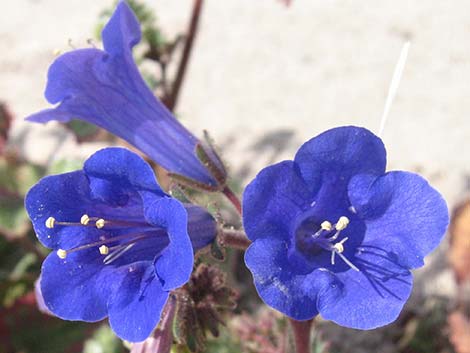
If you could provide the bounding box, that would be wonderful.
[243,126,448,329]
[25,147,216,341]
[26,1,222,188]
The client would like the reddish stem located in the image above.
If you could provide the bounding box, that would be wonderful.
[164,0,204,111]
[289,319,313,353]
[222,186,242,215]
[219,228,251,250]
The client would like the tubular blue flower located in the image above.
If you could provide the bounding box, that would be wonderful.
[25,147,216,342]
[243,126,448,329]
[26,1,223,189]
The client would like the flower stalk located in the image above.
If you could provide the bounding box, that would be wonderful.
[222,186,242,215]
[163,0,204,111]
[218,228,251,250]
[289,319,313,353]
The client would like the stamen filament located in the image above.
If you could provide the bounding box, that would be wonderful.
[103,243,135,264]
[45,215,153,230]
[328,230,341,242]
[330,237,359,271]
[336,252,360,272]
[46,216,96,229]
[56,233,151,258]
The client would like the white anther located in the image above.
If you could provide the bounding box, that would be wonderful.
[56,249,67,259]
[333,242,344,253]
[80,214,90,225]
[321,221,333,231]
[99,245,109,255]
[330,237,359,271]
[95,219,105,229]
[335,216,349,231]
[333,237,349,253]
[52,48,62,56]
[45,217,56,229]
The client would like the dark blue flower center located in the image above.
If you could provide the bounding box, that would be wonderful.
[294,215,359,271]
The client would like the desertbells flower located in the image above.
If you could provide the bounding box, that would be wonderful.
[243,126,448,329]
[25,147,216,342]
[26,1,225,189]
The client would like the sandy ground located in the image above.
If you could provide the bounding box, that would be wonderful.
[1,0,470,299]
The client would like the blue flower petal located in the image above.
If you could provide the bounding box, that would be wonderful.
[319,244,413,329]
[26,2,216,186]
[40,249,115,322]
[245,238,341,320]
[243,161,313,242]
[25,171,103,250]
[294,126,386,190]
[84,147,166,205]
[185,204,217,251]
[108,261,169,342]
[349,171,449,268]
[142,197,193,290]
[102,1,141,58]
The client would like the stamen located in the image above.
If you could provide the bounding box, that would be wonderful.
[99,245,109,255]
[46,212,156,262]
[335,216,349,231]
[56,249,67,259]
[46,215,98,228]
[46,215,151,231]
[330,237,360,271]
[336,252,360,272]
[80,214,90,225]
[46,217,56,229]
[58,233,150,261]
[95,219,105,229]
[333,242,344,253]
[103,243,135,265]
[321,221,332,231]
[331,237,348,265]
[328,217,350,242]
